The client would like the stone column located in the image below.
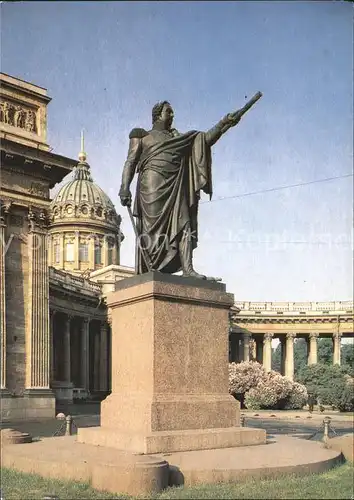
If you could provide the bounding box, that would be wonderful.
[242,333,251,362]
[285,332,296,380]
[250,337,257,361]
[307,332,319,365]
[49,309,57,383]
[107,312,112,392]
[229,333,238,362]
[99,322,108,392]
[94,330,100,391]
[103,236,109,268]
[59,233,64,268]
[63,314,72,383]
[25,210,51,390]
[237,336,244,363]
[89,235,95,270]
[333,332,342,365]
[280,336,286,375]
[0,203,9,391]
[263,332,273,372]
[81,318,90,390]
[114,235,120,265]
[74,231,79,270]
[47,234,52,267]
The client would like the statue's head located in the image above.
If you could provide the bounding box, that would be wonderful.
[152,101,174,128]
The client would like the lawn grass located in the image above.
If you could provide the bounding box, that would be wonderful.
[1,462,353,499]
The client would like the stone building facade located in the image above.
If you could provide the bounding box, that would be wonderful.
[0,73,133,420]
[1,73,77,420]
[229,301,354,380]
[1,72,353,421]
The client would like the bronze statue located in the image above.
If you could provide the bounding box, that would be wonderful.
[119,93,262,280]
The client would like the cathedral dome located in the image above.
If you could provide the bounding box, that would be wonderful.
[49,133,123,274]
[50,142,120,230]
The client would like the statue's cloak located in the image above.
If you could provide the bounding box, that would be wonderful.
[133,131,213,274]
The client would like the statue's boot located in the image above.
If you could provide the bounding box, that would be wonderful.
[179,229,206,280]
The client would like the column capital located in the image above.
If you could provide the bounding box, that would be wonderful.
[263,332,274,342]
[333,331,342,340]
[0,200,12,226]
[83,317,91,326]
[286,332,297,340]
[242,332,252,340]
[309,332,319,340]
[28,207,50,232]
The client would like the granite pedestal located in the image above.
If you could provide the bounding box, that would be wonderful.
[78,272,266,453]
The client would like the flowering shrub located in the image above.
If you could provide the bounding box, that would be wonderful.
[244,385,278,410]
[283,382,308,410]
[229,361,307,410]
[229,361,266,395]
[229,361,267,407]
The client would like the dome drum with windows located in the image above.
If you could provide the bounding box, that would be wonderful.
[49,134,124,274]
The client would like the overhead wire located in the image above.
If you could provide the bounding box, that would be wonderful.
[200,173,353,204]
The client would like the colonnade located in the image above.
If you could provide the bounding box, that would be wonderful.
[50,310,110,402]
[229,331,343,380]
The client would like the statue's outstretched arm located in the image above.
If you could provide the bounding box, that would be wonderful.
[205,114,240,147]
[205,93,263,147]
[119,137,142,206]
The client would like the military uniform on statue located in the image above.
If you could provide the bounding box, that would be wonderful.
[118,96,262,280]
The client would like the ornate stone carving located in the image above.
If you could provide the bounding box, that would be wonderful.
[309,332,319,340]
[28,208,49,231]
[286,332,297,341]
[0,201,12,224]
[263,332,274,342]
[29,182,46,198]
[0,99,37,134]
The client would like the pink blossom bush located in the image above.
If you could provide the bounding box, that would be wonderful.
[229,361,307,410]
[228,361,266,396]
[283,382,308,410]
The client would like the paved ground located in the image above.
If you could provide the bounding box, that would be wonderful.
[1,403,353,441]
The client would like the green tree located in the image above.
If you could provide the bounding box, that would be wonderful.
[341,343,354,376]
[294,339,307,375]
[296,363,353,411]
[272,344,281,372]
[318,338,333,364]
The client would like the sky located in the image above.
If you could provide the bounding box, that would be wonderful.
[1,1,353,302]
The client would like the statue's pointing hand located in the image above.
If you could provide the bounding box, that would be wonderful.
[227,112,241,127]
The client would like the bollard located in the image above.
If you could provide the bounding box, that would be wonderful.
[240,414,246,427]
[65,415,73,436]
[323,416,331,443]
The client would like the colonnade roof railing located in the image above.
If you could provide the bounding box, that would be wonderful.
[49,266,102,295]
[234,301,354,314]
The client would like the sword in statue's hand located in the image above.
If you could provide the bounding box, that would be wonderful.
[223,91,263,130]
[126,205,153,273]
